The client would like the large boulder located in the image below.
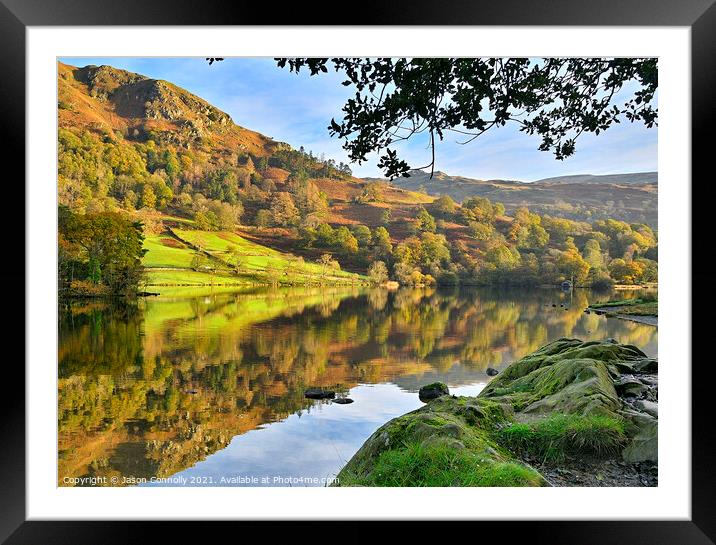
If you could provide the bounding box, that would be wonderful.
[335,338,658,486]
[622,414,658,462]
[336,395,548,487]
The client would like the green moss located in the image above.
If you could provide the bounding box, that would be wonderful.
[338,442,545,487]
[496,413,627,462]
[336,339,656,487]
[335,396,517,484]
[421,382,447,391]
[480,339,644,417]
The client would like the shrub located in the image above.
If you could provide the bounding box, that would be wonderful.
[67,280,110,297]
[368,261,389,284]
[590,275,615,291]
[437,271,459,286]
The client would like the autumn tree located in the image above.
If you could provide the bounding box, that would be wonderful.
[461,197,498,224]
[141,184,157,209]
[608,258,648,284]
[583,239,605,270]
[469,221,494,241]
[433,195,457,217]
[334,226,359,254]
[371,226,393,261]
[269,192,300,227]
[415,207,437,233]
[368,261,389,284]
[556,239,591,285]
[351,224,373,249]
[318,253,340,278]
[393,262,417,286]
[58,206,146,295]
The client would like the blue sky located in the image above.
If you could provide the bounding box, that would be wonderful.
[60,57,657,181]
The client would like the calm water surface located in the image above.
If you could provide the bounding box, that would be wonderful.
[58,286,657,486]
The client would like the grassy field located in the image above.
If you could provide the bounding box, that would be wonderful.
[144,268,253,286]
[142,227,367,292]
[142,235,195,268]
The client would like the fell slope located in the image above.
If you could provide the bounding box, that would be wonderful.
[377,169,658,228]
[58,61,433,254]
[58,61,280,157]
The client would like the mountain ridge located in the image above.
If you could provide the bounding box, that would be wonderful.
[370,169,657,227]
[534,172,657,185]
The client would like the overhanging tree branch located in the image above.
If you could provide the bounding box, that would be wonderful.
[274,57,657,179]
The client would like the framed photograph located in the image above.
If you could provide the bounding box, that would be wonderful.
[2,0,712,542]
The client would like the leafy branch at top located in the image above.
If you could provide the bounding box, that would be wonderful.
[275,57,657,179]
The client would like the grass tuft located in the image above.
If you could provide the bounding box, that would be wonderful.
[496,413,627,463]
[339,442,543,487]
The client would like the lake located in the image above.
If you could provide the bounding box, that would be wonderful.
[58,286,657,487]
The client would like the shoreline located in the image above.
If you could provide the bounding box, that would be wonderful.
[589,305,658,327]
[590,307,658,326]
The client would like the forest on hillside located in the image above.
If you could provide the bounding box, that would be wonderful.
[58,124,657,295]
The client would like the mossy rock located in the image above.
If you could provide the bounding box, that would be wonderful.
[335,396,546,487]
[622,418,658,462]
[621,408,658,462]
[336,338,657,487]
[418,382,449,402]
[480,338,649,420]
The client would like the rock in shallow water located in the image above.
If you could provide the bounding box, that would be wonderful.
[418,382,449,402]
[333,398,354,404]
[486,367,499,376]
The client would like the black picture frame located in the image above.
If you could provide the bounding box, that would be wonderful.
[1,0,711,542]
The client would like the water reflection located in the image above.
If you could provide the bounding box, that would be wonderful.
[58,287,656,486]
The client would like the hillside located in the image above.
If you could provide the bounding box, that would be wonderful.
[375,169,657,228]
[58,62,281,157]
[57,61,658,291]
[57,61,435,282]
[141,223,363,293]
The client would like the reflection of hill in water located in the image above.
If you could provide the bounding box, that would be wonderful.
[58,286,656,485]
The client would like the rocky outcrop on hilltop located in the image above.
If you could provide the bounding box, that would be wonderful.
[58,62,278,154]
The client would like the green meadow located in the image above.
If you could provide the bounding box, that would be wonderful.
[141,228,367,293]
